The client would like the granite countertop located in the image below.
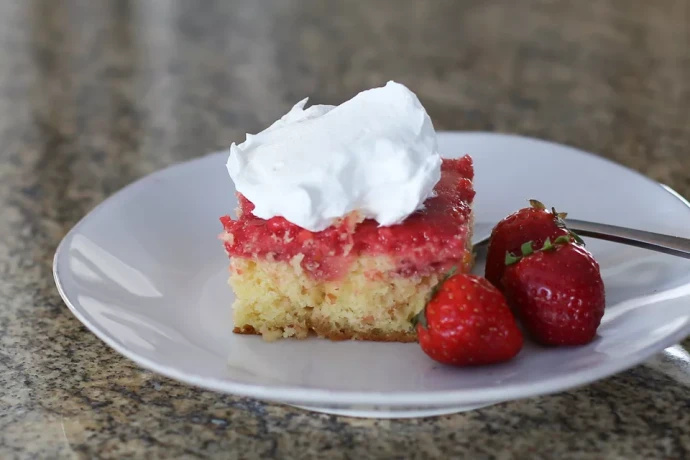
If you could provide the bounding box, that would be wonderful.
[1,0,690,458]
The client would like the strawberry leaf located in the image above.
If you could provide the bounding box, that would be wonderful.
[412,308,428,329]
[505,251,520,266]
[554,235,571,245]
[570,230,585,246]
[529,199,546,210]
[520,241,534,256]
[506,234,576,266]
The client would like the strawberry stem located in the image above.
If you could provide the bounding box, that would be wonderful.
[504,200,587,268]
[531,199,586,247]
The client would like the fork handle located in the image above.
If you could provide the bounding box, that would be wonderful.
[567,219,690,260]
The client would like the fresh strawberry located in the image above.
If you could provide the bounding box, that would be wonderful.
[416,272,523,366]
[485,200,581,289]
[502,239,605,346]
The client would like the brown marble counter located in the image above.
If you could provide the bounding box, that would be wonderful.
[1,0,690,458]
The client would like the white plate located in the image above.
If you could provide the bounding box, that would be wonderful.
[54,132,690,418]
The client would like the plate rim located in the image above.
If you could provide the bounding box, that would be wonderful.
[53,131,690,407]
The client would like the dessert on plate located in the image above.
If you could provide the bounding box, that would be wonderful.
[219,81,475,341]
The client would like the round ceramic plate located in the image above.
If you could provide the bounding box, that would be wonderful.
[54,132,690,418]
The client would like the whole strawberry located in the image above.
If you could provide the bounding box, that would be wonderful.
[416,273,523,366]
[502,240,605,346]
[486,200,579,289]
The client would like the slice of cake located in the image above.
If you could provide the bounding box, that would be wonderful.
[219,81,475,341]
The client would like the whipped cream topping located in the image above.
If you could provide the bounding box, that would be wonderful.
[226,81,442,232]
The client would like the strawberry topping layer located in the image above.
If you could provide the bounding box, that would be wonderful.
[220,156,475,280]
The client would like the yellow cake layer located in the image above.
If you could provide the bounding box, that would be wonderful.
[229,253,473,341]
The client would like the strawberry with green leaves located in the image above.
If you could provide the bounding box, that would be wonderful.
[485,200,582,289]
[415,271,523,366]
[502,237,605,346]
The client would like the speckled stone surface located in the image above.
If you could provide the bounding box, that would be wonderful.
[1,0,690,458]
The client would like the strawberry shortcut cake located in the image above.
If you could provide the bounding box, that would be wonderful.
[219,81,475,341]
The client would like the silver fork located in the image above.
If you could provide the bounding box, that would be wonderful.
[473,219,690,259]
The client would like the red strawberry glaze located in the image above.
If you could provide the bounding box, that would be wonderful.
[220,155,475,280]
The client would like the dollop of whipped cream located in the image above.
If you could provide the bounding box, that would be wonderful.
[226,81,442,232]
